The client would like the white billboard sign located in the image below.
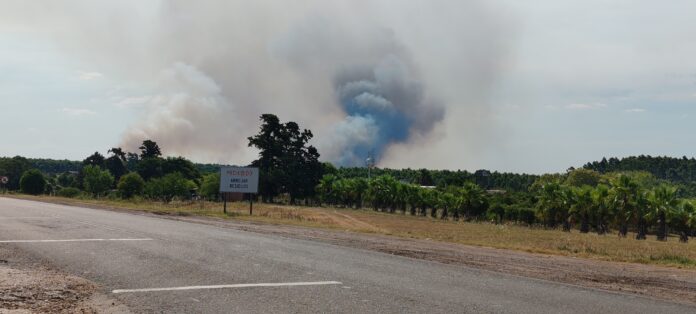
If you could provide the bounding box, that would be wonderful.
[219,167,259,193]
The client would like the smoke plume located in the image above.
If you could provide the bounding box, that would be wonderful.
[1,0,510,168]
[330,56,445,165]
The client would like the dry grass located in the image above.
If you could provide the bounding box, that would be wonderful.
[9,194,696,268]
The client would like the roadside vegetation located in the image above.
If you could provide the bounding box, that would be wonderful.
[1,113,695,267]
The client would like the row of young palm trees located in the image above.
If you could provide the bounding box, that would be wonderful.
[315,174,696,242]
[317,174,488,220]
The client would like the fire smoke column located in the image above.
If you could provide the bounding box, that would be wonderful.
[331,55,445,166]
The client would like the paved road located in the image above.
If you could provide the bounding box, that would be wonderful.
[0,197,693,313]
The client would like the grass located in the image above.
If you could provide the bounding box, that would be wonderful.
[6,194,696,269]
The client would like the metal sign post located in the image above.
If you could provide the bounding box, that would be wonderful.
[219,167,259,216]
[0,176,8,193]
[249,193,253,215]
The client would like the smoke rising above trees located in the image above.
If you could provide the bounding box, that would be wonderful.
[1,0,509,168]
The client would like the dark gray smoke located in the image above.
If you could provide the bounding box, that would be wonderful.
[331,57,445,166]
[271,17,445,166]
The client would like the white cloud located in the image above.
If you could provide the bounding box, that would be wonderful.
[624,108,646,113]
[61,107,96,116]
[565,103,607,110]
[78,71,103,80]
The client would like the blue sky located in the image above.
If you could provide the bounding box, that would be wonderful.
[1,1,695,174]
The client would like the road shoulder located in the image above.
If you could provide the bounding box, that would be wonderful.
[0,245,130,313]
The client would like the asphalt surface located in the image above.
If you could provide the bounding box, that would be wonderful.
[1,197,694,313]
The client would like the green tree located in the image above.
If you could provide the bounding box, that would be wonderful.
[316,174,339,206]
[105,149,128,184]
[83,152,105,168]
[19,169,46,195]
[591,185,611,234]
[438,192,457,220]
[56,172,77,188]
[136,157,163,181]
[200,173,221,200]
[418,169,434,186]
[83,165,114,197]
[0,156,32,190]
[536,181,563,228]
[647,185,678,241]
[609,175,639,237]
[162,157,200,182]
[117,172,145,198]
[459,183,487,220]
[569,186,594,233]
[669,202,695,243]
[248,114,322,203]
[566,169,601,187]
[145,172,193,203]
[139,140,162,159]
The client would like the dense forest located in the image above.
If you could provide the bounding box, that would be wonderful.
[15,155,696,194]
[584,155,696,183]
[1,115,695,242]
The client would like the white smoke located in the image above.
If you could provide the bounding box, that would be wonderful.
[1,0,511,167]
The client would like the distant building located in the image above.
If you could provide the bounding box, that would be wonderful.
[486,189,506,194]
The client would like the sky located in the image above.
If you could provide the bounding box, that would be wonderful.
[1,0,695,174]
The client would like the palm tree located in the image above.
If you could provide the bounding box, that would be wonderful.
[430,190,442,218]
[352,178,368,209]
[648,185,678,241]
[591,185,611,235]
[439,192,457,220]
[537,182,562,228]
[634,191,650,240]
[558,187,574,232]
[537,182,573,231]
[419,188,434,216]
[459,183,486,221]
[569,186,593,233]
[316,174,337,206]
[367,175,399,212]
[405,185,421,216]
[394,183,408,214]
[609,175,639,237]
[669,201,695,243]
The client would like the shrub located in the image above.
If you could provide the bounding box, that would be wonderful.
[83,165,114,197]
[145,172,194,202]
[20,169,46,195]
[200,173,220,200]
[117,172,145,198]
[57,187,81,198]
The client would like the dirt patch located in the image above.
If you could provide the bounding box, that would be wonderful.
[0,246,129,314]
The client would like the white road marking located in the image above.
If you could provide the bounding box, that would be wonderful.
[0,238,153,243]
[112,281,343,294]
[0,216,56,219]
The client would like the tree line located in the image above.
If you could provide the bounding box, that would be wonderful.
[315,169,696,242]
[2,114,695,242]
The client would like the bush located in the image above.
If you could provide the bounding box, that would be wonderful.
[486,203,505,224]
[200,173,220,200]
[117,172,145,198]
[57,187,81,198]
[145,172,194,202]
[83,165,114,197]
[20,169,46,195]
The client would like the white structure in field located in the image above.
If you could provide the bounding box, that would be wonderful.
[219,167,259,194]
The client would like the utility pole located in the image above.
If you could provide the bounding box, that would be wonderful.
[366,151,375,180]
